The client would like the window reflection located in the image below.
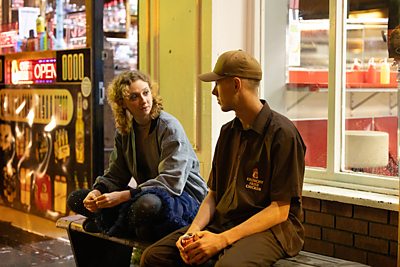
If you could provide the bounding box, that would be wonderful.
[344,0,398,177]
[286,0,399,178]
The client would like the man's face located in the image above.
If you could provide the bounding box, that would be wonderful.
[123,79,153,124]
[212,77,236,112]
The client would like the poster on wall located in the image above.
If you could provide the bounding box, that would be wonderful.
[0,48,93,220]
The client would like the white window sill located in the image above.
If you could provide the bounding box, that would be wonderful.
[303,183,399,212]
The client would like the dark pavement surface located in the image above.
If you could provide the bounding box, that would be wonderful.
[0,220,75,267]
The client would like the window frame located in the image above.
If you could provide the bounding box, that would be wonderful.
[262,0,399,196]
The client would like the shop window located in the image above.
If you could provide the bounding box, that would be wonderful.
[0,0,87,53]
[343,1,397,179]
[103,0,138,74]
[265,0,399,193]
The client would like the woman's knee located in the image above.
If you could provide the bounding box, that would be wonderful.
[66,189,91,214]
[128,193,163,225]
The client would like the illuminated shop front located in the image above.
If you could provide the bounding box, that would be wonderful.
[0,0,138,220]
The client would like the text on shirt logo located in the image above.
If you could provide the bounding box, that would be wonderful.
[245,168,263,191]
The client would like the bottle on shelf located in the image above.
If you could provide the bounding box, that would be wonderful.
[351,58,361,71]
[26,29,38,51]
[75,92,85,164]
[36,15,48,51]
[54,175,67,214]
[380,58,390,84]
[117,0,127,31]
[73,171,80,190]
[83,172,88,189]
[366,57,378,84]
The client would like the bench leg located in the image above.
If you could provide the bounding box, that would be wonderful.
[67,229,133,267]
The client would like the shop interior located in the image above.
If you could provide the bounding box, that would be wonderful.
[286,0,398,178]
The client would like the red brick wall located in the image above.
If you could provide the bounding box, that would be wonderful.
[302,196,398,267]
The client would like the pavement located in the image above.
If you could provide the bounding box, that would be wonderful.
[0,220,75,267]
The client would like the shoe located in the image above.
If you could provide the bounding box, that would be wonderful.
[82,218,101,233]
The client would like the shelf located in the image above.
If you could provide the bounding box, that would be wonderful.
[104,31,127,38]
[287,83,398,92]
[288,69,398,91]
[286,83,398,112]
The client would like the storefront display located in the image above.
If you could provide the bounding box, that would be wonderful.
[0,0,139,219]
[286,0,398,177]
[0,48,95,219]
[0,0,110,220]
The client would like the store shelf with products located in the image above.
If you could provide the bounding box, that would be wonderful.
[103,0,138,72]
[103,0,137,39]
[287,16,397,110]
[287,68,398,91]
[296,18,388,69]
[286,67,398,112]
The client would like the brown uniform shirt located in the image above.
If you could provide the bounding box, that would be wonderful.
[207,100,306,256]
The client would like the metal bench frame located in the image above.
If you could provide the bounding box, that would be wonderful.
[56,214,150,267]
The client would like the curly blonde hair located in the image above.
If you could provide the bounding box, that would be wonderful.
[107,70,163,134]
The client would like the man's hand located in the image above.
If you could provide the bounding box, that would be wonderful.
[183,231,229,265]
[83,189,102,212]
[176,234,192,264]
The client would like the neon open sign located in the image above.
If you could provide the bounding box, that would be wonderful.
[11,58,56,85]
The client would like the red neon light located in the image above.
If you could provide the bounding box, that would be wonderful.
[11,58,56,84]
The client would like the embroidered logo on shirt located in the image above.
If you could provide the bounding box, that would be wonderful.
[245,168,263,191]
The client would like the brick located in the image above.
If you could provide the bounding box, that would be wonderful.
[389,211,398,226]
[322,228,353,246]
[354,206,388,224]
[321,200,352,217]
[335,244,367,264]
[369,223,397,241]
[302,197,320,211]
[305,210,334,228]
[389,241,397,257]
[354,235,389,254]
[336,216,368,235]
[303,238,334,256]
[367,252,396,267]
[304,224,321,239]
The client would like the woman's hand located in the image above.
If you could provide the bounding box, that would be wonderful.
[83,189,102,212]
[95,190,131,208]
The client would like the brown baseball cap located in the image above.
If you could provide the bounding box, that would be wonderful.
[198,50,262,82]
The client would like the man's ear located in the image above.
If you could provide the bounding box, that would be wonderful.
[233,77,241,91]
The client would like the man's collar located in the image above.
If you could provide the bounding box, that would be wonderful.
[232,100,271,134]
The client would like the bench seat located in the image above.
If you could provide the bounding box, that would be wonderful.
[56,214,150,266]
[57,215,370,267]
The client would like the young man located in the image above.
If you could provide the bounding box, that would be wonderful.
[140,50,306,266]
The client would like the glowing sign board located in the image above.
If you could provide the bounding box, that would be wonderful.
[11,58,57,85]
[0,31,18,49]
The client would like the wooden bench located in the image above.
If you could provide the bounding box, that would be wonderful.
[56,214,151,266]
[57,215,370,267]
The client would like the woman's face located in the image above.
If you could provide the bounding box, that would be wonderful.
[123,79,153,125]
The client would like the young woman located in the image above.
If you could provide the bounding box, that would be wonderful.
[67,70,207,241]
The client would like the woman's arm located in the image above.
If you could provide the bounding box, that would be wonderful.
[93,132,133,193]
